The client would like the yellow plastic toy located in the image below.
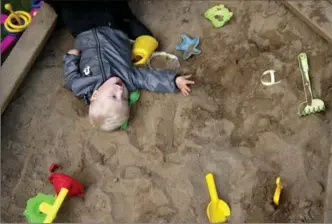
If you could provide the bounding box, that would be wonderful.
[4,3,32,33]
[24,163,84,223]
[39,188,68,223]
[132,35,158,65]
[205,173,231,223]
[273,177,283,206]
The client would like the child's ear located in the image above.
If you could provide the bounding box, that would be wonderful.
[90,90,99,101]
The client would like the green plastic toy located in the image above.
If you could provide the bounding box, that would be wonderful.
[120,90,140,129]
[204,4,233,28]
[23,193,56,223]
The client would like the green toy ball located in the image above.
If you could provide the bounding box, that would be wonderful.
[24,193,56,223]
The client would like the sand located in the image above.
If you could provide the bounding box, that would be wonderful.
[2,0,332,222]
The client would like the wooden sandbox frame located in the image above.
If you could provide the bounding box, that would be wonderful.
[0,1,331,222]
[0,3,57,114]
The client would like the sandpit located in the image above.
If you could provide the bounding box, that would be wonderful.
[2,0,332,222]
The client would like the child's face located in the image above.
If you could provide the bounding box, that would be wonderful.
[91,77,129,106]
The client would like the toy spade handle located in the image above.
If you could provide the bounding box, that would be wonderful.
[43,188,69,223]
[298,53,313,105]
[206,173,219,202]
[298,53,309,72]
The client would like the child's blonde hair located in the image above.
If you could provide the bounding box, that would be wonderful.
[88,97,129,132]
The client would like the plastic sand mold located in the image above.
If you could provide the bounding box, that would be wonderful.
[261,69,281,86]
[24,193,56,223]
[176,34,201,60]
[204,4,233,28]
[147,51,180,70]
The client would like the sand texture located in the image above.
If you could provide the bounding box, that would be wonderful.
[2,0,332,222]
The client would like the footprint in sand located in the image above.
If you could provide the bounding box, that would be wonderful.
[108,174,174,222]
[155,101,178,154]
[66,186,114,222]
[138,205,177,222]
[127,96,180,157]
[187,111,235,146]
[120,165,147,180]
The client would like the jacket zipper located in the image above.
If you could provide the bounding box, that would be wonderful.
[92,29,106,82]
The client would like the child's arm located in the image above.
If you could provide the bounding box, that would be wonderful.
[63,49,81,91]
[63,49,98,99]
[131,67,194,95]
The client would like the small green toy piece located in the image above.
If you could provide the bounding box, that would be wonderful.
[120,90,140,130]
[204,4,233,28]
[24,193,56,223]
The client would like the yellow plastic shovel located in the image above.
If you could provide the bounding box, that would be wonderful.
[205,173,231,223]
[39,188,68,223]
[273,177,283,206]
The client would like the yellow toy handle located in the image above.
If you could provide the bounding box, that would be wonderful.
[273,177,283,206]
[5,3,22,25]
[205,173,219,202]
[39,188,69,223]
[133,49,148,65]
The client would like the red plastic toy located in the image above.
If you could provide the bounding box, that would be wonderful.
[48,163,84,197]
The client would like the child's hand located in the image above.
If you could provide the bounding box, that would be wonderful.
[175,75,195,96]
[67,49,80,56]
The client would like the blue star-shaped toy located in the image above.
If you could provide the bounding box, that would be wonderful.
[176,34,201,60]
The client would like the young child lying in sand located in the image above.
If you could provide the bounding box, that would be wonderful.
[45,0,194,131]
